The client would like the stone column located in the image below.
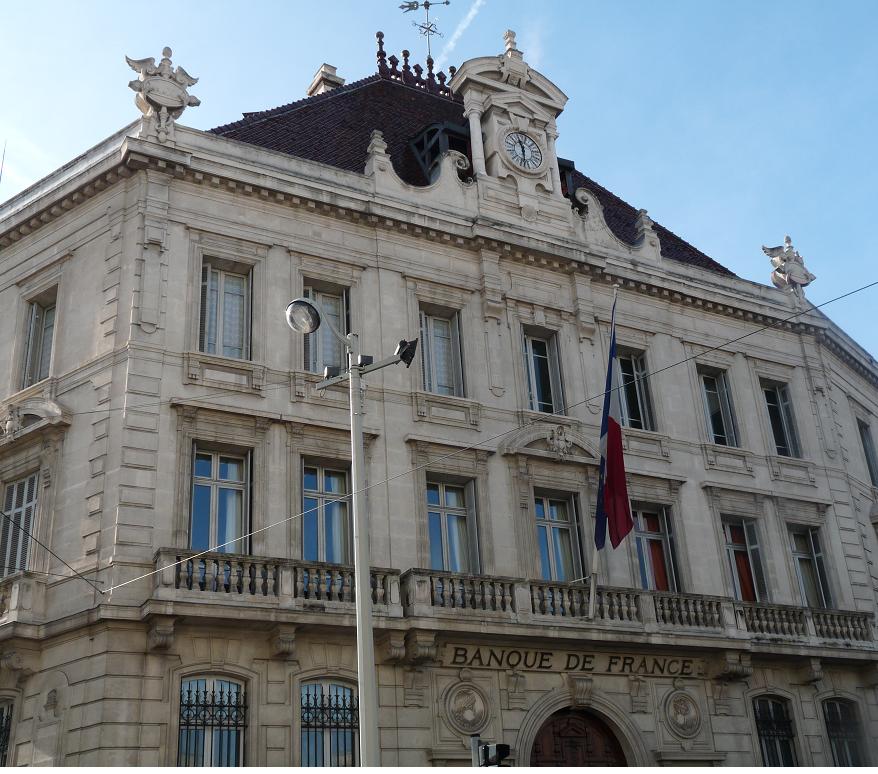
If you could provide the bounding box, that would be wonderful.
[465,106,487,176]
[546,126,563,197]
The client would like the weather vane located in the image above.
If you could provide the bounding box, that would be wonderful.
[400,1,450,59]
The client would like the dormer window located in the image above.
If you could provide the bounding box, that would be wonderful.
[410,122,471,183]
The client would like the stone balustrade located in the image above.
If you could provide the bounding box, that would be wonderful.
[153,552,876,649]
[153,549,402,616]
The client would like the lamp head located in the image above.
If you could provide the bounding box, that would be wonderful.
[285,298,321,334]
[395,338,419,368]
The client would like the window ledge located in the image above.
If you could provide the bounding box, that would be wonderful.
[767,455,816,486]
[183,352,265,395]
[701,443,755,476]
[413,391,481,429]
[516,409,580,429]
[621,427,671,462]
[289,369,350,408]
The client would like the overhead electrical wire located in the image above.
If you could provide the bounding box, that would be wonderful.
[3,279,875,596]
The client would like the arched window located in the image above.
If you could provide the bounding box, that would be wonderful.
[299,680,358,766]
[753,695,797,766]
[178,676,246,767]
[823,699,864,766]
[0,700,14,766]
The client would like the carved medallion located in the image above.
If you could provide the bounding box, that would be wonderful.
[445,682,489,734]
[664,690,701,738]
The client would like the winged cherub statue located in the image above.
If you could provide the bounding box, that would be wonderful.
[762,235,816,298]
[125,47,200,142]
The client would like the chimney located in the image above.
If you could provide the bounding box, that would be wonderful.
[307,64,345,96]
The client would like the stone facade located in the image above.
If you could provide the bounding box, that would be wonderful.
[0,34,876,767]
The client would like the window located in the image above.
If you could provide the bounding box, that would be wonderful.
[178,677,245,766]
[699,368,738,446]
[199,264,250,360]
[21,291,56,389]
[303,465,351,564]
[304,286,348,375]
[420,310,463,396]
[754,696,797,766]
[723,519,767,602]
[300,681,358,767]
[1,472,38,579]
[634,508,679,592]
[190,450,249,554]
[616,351,655,431]
[524,333,563,414]
[427,481,478,573]
[762,381,800,457]
[857,419,878,486]
[789,526,831,608]
[823,699,864,766]
[0,701,12,766]
[535,495,581,582]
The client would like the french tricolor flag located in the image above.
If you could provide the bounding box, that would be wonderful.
[594,296,633,549]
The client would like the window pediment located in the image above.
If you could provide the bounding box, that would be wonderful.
[498,423,597,462]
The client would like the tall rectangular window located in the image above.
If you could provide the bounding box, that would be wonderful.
[300,681,358,767]
[1,472,38,579]
[699,368,738,446]
[302,465,351,564]
[178,677,245,766]
[420,310,463,397]
[0,701,13,766]
[762,381,800,457]
[524,333,563,414]
[534,495,580,582]
[823,699,864,766]
[200,265,250,360]
[634,508,679,592]
[754,696,797,766]
[190,450,249,554]
[857,419,878,486]
[21,293,56,389]
[789,526,831,608]
[427,481,478,574]
[304,286,348,375]
[723,519,767,602]
[616,351,655,431]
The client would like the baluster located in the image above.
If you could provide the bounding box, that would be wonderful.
[629,592,640,622]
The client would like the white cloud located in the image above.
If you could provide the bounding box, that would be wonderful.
[435,0,487,69]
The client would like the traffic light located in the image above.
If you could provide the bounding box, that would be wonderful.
[478,743,510,766]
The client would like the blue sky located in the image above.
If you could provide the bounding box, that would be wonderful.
[1,0,876,355]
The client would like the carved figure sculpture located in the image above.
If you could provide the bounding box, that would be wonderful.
[125,47,200,143]
[762,235,816,298]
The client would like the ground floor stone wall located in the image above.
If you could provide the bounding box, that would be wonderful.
[0,620,876,766]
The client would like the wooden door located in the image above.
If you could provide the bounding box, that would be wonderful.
[530,709,627,767]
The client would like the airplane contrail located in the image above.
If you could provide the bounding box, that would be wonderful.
[435,0,486,68]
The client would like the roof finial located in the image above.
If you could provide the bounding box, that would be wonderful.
[504,29,522,60]
[376,31,388,76]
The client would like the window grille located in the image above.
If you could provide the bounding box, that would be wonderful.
[823,698,863,766]
[178,678,246,767]
[754,696,797,766]
[0,702,13,766]
[300,682,359,767]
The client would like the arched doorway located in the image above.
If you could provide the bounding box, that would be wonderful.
[530,708,627,766]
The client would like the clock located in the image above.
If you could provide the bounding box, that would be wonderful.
[504,131,543,171]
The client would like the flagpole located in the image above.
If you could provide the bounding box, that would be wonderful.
[589,284,619,620]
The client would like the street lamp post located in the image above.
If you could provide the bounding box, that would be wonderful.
[285,298,417,767]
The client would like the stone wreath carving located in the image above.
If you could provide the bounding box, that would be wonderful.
[445,682,489,734]
[664,690,701,739]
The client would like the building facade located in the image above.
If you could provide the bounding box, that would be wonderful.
[0,33,876,766]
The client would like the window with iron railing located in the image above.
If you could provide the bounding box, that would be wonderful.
[178,677,246,767]
[0,701,13,766]
[823,698,864,766]
[300,681,359,767]
[754,695,797,766]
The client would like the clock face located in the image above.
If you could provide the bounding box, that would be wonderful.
[504,132,543,170]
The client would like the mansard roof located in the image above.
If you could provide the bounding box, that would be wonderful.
[210,49,734,277]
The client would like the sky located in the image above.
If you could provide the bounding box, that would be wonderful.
[1,0,876,356]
